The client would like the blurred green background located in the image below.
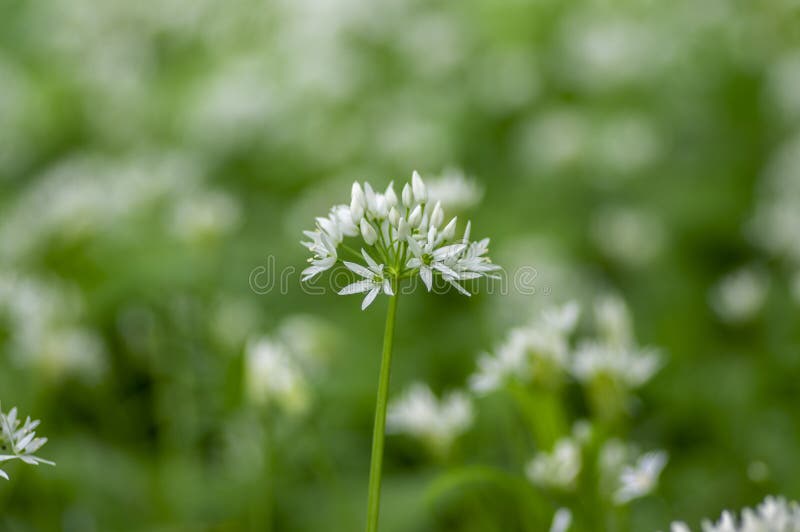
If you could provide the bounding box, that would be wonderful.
[1,0,799,530]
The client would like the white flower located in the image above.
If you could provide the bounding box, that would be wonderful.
[339,250,394,310]
[301,171,500,310]
[526,438,582,490]
[387,382,473,453]
[668,495,800,532]
[406,228,466,292]
[571,342,662,388]
[426,169,484,211]
[613,450,668,504]
[550,508,573,532]
[244,337,309,415]
[570,296,662,388]
[469,302,578,394]
[0,404,55,480]
[709,267,769,324]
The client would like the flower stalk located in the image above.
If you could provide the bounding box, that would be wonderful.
[365,283,399,532]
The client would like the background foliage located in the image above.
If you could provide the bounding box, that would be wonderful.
[1,0,799,530]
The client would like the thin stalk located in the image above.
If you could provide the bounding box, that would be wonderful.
[365,284,399,532]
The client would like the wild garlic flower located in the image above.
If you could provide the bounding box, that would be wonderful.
[0,404,55,480]
[301,171,500,309]
[613,450,668,505]
[469,302,579,394]
[549,508,573,532]
[387,382,473,453]
[526,437,582,490]
[570,296,662,388]
[244,337,310,415]
[668,495,800,532]
[709,267,769,324]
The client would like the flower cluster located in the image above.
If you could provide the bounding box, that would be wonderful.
[526,437,583,490]
[387,382,473,454]
[0,404,55,480]
[470,298,661,394]
[301,171,500,309]
[669,495,800,532]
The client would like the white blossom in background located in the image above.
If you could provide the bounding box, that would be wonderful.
[591,206,666,268]
[526,438,582,490]
[469,302,579,394]
[426,168,484,211]
[709,267,769,324]
[599,440,667,506]
[549,508,572,532]
[169,190,241,243]
[766,51,800,122]
[0,272,106,381]
[386,382,473,453]
[667,496,800,532]
[0,404,55,480]
[613,450,668,504]
[571,296,662,388]
[300,171,500,309]
[517,108,588,174]
[244,337,309,415]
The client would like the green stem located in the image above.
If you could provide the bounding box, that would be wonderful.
[365,286,399,532]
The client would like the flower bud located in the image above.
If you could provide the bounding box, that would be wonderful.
[360,218,378,245]
[385,182,398,208]
[430,201,444,229]
[398,218,410,239]
[412,170,427,203]
[388,207,400,227]
[364,182,377,214]
[375,195,388,219]
[442,216,457,240]
[351,182,365,223]
[402,183,413,207]
[408,205,422,227]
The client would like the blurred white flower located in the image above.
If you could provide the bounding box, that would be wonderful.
[244,337,309,415]
[594,114,661,175]
[517,108,588,174]
[571,342,662,389]
[709,267,769,324]
[591,206,666,267]
[169,190,241,243]
[469,302,579,394]
[0,404,55,480]
[550,508,572,532]
[559,12,664,91]
[526,438,582,490]
[387,382,473,453]
[0,272,106,381]
[613,450,668,504]
[669,495,800,532]
[766,51,800,121]
[571,296,662,388]
[426,169,485,212]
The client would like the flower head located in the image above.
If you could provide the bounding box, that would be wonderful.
[0,404,55,480]
[613,450,668,504]
[387,382,473,453]
[526,437,582,490]
[301,171,500,309]
[667,495,800,532]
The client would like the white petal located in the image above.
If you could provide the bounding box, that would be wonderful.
[383,279,394,296]
[448,279,472,296]
[339,280,375,295]
[362,287,381,310]
[361,249,380,270]
[343,261,374,279]
[420,267,433,291]
[0,468,7,480]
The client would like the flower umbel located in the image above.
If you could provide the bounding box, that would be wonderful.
[301,171,500,309]
[0,404,55,480]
